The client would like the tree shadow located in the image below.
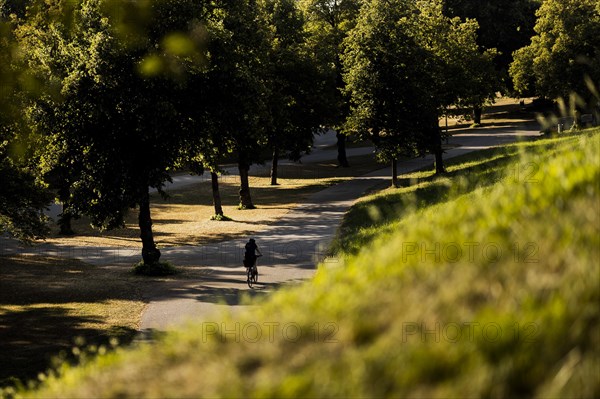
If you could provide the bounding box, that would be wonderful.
[0,256,141,388]
[0,306,136,388]
[193,283,281,305]
[1,260,139,306]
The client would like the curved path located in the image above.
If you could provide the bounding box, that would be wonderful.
[0,123,541,334]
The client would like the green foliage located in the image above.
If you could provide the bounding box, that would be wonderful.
[342,0,427,161]
[342,0,493,165]
[178,0,272,206]
[444,0,540,90]
[298,0,362,128]
[17,0,194,229]
[262,0,328,162]
[0,147,52,242]
[21,130,600,398]
[0,11,52,242]
[510,0,600,103]
[210,214,232,221]
[132,260,177,277]
[100,0,207,78]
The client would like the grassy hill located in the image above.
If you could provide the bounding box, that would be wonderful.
[10,129,599,398]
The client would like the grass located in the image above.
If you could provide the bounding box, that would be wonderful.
[0,256,145,390]
[132,260,178,276]
[329,133,578,256]
[40,154,382,249]
[13,128,599,398]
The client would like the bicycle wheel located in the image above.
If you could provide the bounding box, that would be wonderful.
[247,267,253,288]
[252,267,258,284]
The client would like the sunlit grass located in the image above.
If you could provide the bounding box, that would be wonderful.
[330,132,591,256]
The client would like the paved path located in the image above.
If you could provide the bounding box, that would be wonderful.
[0,122,541,333]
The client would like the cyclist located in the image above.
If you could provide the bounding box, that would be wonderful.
[244,238,262,269]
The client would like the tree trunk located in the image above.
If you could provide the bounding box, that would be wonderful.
[473,105,482,125]
[58,210,74,236]
[57,185,74,235]
[336,132,349,167]
[211,172,223,216]
[392,159,398,187]
[238,160,255,209]
[139,188,161,264]
[270,147,279,186]
[435,149,445,174]
[434,125,445,175]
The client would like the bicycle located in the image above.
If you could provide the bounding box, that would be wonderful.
[246,255,262,288]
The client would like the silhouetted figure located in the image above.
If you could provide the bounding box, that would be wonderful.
[244,238,262,268]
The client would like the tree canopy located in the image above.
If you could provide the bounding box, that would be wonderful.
[444,0,539,85]
[262,0,329,185]
[17,0,198,263]
[342,0,491,179]
[299,0,363,166]
[0,10,52,242]
[510,0,600,105]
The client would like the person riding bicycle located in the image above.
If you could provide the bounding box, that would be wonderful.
[244,238,262,269]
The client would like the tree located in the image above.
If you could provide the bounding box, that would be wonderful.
[262,0,327,185]
[161,1,229,220]
[510,0,600,112]
[0,149,53,242]
[443,0,539,124]
[342,0,428,184]
[181,1,285,215]
[299,0,362,167]
[19,0,196,265]
[208,0,271,210]
[0,11,52,242]
[181,94,233,220]
[344,0,492,178]
[444,0,540,89]
[413,0,497,170]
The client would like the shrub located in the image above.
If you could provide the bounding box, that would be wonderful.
[132,260,177,276]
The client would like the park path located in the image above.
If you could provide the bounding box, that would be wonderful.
[0,122,541,333]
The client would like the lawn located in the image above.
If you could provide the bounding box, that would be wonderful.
[0,256,145,389]
[14,129,599,398]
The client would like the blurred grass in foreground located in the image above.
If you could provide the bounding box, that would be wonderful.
[13,129,600,398]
